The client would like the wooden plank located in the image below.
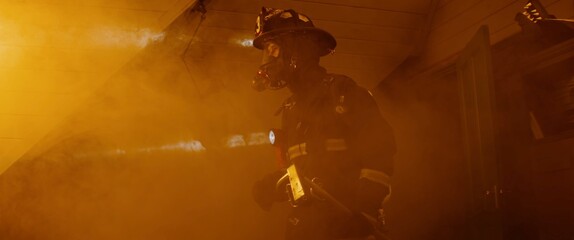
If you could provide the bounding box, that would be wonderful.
[156,0,197,30]
[422,0,529,67]
[430,0,562,44]
[428,0,516,45]
[260,0,424,29]
[546,0,574,19]
[490,22,521,45]
[0,3,165,29]
[202,10,257,30]
[314,20,418,43]
[413,0,440,56]
[432,0,482,29]
[206,0,431,15]
[9,0,179,11]
[205,0,261,13]
[207,0,428,30]
[204,7,422,32]
[291,0,431,14]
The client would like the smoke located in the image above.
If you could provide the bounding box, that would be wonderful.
[89,27,166,48]
[0,3,288,240]
[375,72,470,239]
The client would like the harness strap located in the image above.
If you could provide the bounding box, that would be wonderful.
[287,138,347,161]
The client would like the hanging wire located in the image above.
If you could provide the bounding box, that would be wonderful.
[181,0,207,97]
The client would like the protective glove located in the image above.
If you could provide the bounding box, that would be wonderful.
[252,170,286,211]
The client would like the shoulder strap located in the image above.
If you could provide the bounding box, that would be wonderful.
[323,74,357,114]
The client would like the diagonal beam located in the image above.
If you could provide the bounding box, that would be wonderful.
[413,0,441,56]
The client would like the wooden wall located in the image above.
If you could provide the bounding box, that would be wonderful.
[420,0,574,68]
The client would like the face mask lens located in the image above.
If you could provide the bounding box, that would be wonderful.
[253,41,288,91]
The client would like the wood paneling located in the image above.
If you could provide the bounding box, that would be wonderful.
[202,11,256,30]
[3,0,180,11]
[0,3,165,29]
[428,0,518,46]
[207,0,429,16]
[432,0,481,28]
[292,0,431,14]
[421,0,571,68]
[262,0,424,29]
[314,20,417,43]
[206,1,424,30]
[546,0,574,19]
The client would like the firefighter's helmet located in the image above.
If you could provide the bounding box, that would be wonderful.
[253,7,336,56]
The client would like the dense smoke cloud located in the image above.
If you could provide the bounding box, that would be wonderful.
[0,3,289,240]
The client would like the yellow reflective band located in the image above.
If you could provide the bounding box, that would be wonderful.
[287,139,348,161]
[360,169,391,187]
[288,142,308,161]
[325,138,347,151]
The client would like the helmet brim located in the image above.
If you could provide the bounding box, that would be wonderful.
[253,27,336,56]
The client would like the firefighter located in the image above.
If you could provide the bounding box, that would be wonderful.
[251,7,396,240]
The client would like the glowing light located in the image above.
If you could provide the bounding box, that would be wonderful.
[268,130,276,145]
[226,135,246,148]
[236,38,253,47]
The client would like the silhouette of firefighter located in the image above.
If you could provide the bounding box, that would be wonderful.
[251,7,396,240]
